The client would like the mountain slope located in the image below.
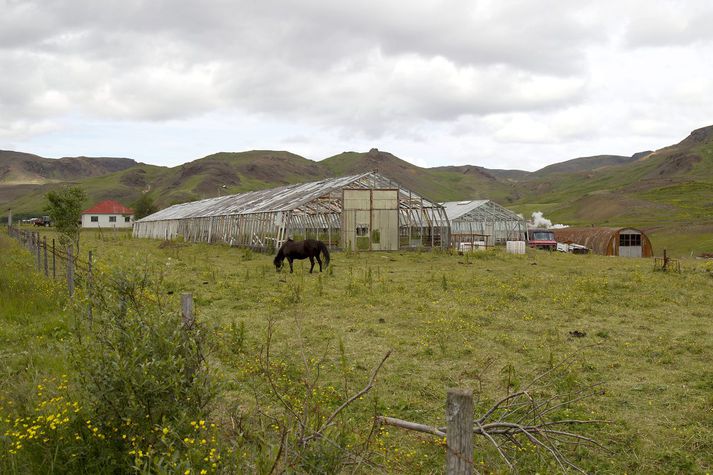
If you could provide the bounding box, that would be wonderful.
[321,148,517,202]
[510,125,713,227]
[0,150,137,185]
[3,126,713,255]
[532,154,643,177]
[149,151,327,205]
[0,150,329,213]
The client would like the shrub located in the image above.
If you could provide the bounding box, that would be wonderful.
[68,266,215,472]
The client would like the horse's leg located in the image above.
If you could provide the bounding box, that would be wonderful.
[288,258,294,273]
[316,254,322,272]
[309,256,315,273]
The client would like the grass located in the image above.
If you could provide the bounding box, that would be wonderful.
[2,227,713,473]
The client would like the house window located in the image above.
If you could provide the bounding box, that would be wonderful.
[109,216,117,223]
[90,216,98,222]
[124,216,131,223]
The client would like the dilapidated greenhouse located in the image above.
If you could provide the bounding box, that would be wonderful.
[440,200,527,250]
[133,171,450,251]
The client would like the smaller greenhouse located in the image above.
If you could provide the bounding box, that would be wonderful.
[441,200,527,250]
[133,171,450,252]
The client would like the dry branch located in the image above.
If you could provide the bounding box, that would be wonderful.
[379,348,610,473]
[376,416,445,437]
[302,349,391,444]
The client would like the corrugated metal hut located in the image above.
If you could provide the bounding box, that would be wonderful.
[441,200,527,249]
[133,171,450,251]
[553,227,653,257]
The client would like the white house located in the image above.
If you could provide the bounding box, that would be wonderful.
[81,200,134,229]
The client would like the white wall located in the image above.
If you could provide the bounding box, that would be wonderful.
[81,214,134,228]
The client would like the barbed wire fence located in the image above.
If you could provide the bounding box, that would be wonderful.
[7,226,91,296]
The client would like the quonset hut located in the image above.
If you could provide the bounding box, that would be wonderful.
[133,171,450,251]
[440,200,527,249]
[553,227,653,257]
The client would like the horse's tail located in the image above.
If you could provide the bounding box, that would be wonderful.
[319,241,330,267]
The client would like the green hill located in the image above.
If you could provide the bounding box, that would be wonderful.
[511,126,713,223]
[3,126,713,255]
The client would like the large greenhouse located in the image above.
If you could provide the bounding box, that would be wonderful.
[440,200,527,249]
[133,171,450,251]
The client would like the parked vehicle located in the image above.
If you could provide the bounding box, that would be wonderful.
[556,242,590,254]
[527,228,556,250]
[33,216,51,227]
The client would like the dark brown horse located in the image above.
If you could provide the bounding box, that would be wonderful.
[273,239,330,273]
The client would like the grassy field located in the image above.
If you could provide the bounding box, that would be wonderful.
[2,227,713,473]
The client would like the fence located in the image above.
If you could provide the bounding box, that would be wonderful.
[4,226,598,474]
[7,226,92,299]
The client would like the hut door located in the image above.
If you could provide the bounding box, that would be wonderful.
[619,232,642,257]
[342,189,398,251]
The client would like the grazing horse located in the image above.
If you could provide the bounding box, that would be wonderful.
[273,238,330,273]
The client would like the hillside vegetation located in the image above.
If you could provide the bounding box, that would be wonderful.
[2,126,713,256]
[2,229,713,473]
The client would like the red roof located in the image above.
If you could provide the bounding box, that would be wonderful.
[82,200,134,215]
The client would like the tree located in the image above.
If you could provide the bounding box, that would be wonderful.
[45,186,86,255]
[131,193,158,220]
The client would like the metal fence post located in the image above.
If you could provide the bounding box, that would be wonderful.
[67,245,74,297]
[35,233,40,270]
[446,388,474,475]
[52,239,56,279]
[43,237,48,277]
[87,250,93,322]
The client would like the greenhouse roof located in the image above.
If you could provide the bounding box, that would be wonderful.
[138,171,442,222]
[441,200,524,222]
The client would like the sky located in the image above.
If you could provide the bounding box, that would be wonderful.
[1,0,712,171]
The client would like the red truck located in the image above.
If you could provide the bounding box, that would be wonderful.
[527,228,556,250]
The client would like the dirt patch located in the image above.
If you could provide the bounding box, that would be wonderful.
[158,240,186,249]
[647,152,701,178]
[120,168,147,187]
[236,155,322,182]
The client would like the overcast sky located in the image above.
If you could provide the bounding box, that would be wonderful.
[1,0,712,171]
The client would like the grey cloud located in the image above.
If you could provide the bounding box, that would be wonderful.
[1,1,597,111]
[621,1,713,48]
[0,0,710,158]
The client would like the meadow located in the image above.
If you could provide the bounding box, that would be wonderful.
[1,227,712,473]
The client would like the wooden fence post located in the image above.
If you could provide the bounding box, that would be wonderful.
[446,388,474,475]
[52,239,56,279]
[43,237,48,277]
[67,245,74,297]
[181,293,194,328]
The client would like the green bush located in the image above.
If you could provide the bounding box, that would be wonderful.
[67,267,216,472]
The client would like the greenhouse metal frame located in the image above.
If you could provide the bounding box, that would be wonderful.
[133,171,450,251]
[441,200,527,248]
